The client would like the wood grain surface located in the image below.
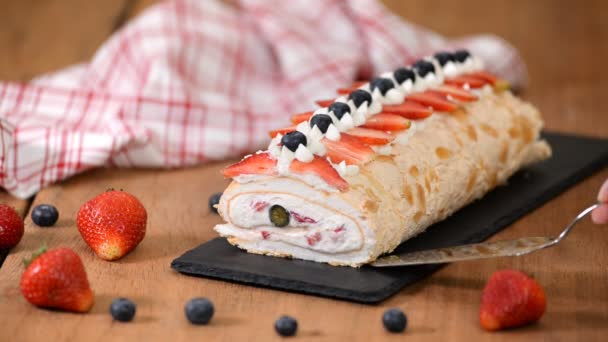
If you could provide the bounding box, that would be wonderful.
[1,0,607,341]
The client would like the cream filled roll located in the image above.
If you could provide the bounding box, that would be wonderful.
[214,50,551,267]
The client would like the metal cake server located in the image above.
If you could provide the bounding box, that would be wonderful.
[371,203,600,267]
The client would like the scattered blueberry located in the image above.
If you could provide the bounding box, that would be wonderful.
[309,114,333,133]
[328,102,350,120]
[185,298,215,325]
[433,51,455,66]
[393,67,416,85]
[110,298,137,322]
[208,192,222,214]
[382,308,407,333]
[370,78,395,96]
[275,315,298,337]
[453,49,471,63]
[269,205,290,228]
[412,60,435,77]
[281,131,307,152]
[348,89,372,108]
[31,204,59,227]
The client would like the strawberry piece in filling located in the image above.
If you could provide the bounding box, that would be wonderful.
[306,232,322,246]
[290,211,317,224]
[251,201,270,212]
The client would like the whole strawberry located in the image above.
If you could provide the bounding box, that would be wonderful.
[77,190,147,261]
[0,204,24,249]
[480,269,546,331]
[20,247,94,312]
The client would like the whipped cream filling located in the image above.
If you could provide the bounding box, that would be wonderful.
[216,178,375,260]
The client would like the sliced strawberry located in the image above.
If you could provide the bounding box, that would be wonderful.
[336,87,356,95]
[445,76,486,89]
[361,113,411,132]
[290,111,314,124]
[351,81,368,88]
[223,152,277,178]
[467,71,498,85]
[431,85,478,102]
[269,125,297,138]
[346,127,395,145]
[315,99,334,107]
[322,133,375,165]
[290,156,348,190]
[381,101,433,119]
[407,91,458,112]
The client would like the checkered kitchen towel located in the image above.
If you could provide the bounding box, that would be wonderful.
[0,0,526,199]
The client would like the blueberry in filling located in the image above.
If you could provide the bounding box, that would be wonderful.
[454,49,471,63]
[208,192,222,214]
[433,51,455,66]
[348,89,372,108]
[309,114,332,133]
[369,77,395,96]
[328,102,350,120]
[393,67,416,85]
[412,60,435,77]
[280,131,307,152]
[269,205,290,227]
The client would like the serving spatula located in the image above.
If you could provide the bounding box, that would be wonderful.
[371,203,599,267]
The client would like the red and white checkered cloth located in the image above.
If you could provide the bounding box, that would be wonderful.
[0,0,526,199]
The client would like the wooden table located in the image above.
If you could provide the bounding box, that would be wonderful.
[1,1,607,341]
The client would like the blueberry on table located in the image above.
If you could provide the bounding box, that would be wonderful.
[281,131,307,152]
[454,49,471,63]
[110,298,136,322]
[370,77,395,96]
[433,51,455,66]
[412,60,436,77]
[185,298,214,325]
[31,204,59,227]
[348,89,372,108]
[309,114,332,133]
[275,315,298,337]
[382,308,407,333]
[393,67,416,85]
[328,102,350,120]
[269,205,290,228]
[208,192,222,214]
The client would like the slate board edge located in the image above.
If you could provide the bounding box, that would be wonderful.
[171,258,420,303]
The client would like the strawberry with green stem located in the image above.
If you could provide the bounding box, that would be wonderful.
[20,246,94,313]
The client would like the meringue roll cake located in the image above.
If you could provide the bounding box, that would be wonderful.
[215,50,551,267]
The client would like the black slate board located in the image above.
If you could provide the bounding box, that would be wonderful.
[172,132,608,304]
